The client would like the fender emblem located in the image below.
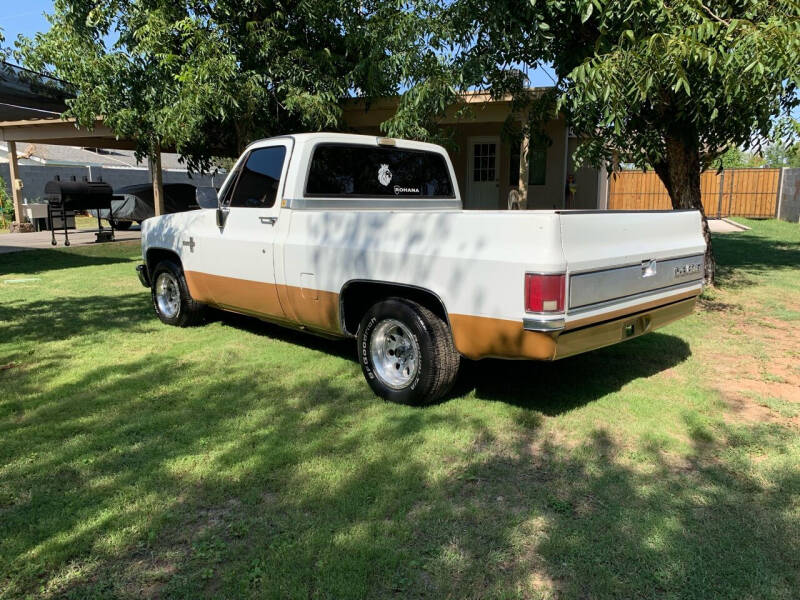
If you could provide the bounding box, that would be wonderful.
[182,237,196,252]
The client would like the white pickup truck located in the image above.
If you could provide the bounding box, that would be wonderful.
[137,133,705,404]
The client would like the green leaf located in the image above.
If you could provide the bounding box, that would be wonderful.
[581,2,594,23]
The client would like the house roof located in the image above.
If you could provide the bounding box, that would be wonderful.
[0,62,73,121]
[341,87,557,129]
[0,142,189,170]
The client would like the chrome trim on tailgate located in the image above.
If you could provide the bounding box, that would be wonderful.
[569,254,704,309]
[567,281,701,317]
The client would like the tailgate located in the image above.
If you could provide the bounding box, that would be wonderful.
[559,211,705,311]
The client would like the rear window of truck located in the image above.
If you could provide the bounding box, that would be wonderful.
[305,144,454,198]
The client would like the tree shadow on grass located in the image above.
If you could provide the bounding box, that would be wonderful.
[712,230,800,288]
[0,292,152,344]
[2,346,797,599]
[0,350,489,598]
[429,426,800,599]
[0,248,135,277]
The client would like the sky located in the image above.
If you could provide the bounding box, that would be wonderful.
[1,1,53,44]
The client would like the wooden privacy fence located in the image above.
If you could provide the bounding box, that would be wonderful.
[608,168,782,218]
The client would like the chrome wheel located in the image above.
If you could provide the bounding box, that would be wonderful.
[369,318,420,389]
[155,272,180,319]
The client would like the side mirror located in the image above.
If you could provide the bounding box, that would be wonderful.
[195,186,219,209]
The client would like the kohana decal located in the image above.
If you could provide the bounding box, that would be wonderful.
[394,185,421,195]
[378,164,392,186]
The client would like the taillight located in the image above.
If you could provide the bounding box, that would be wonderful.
[525,273,565,313]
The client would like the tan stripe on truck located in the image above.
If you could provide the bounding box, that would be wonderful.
[184,271,341,334]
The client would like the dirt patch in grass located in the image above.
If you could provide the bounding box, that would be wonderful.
[701,305,800,426]
[722,393,780,424]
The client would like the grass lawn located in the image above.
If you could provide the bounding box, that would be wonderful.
[1,219,798,599]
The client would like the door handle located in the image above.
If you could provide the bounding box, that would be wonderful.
[259,216,277,225]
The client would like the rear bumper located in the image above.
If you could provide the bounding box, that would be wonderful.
[136,264,150,288]
[552,296,697,359]
[450,293,698,361]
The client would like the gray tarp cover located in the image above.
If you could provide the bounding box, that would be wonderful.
[96,195,153,221]
[91,183,199,220]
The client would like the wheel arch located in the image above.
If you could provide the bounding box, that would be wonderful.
[339,279,452,337]
[146,247,182,276]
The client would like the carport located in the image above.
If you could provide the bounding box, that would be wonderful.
[0,61,168,223]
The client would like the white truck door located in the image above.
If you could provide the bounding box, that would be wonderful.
[204,142,290,318]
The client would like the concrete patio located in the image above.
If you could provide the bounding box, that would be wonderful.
[0,227,141,254]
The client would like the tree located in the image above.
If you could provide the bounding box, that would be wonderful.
[0,176,12,230]
[762,139,800,168]
[387,0,800,284]
[15,0,419,172]
[717,147,758,169]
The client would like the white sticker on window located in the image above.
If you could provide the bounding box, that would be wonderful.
[378,163,392,186]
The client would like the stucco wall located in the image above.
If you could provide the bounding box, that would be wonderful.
[777,168,800,223]
[0,163,220,209]
[567,137,601,210]
[523,117,569,210]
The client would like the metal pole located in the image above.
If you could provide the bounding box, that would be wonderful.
[775,167,785,220]
[716,170,725,219]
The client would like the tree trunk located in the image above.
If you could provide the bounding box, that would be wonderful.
[653,134,715,285]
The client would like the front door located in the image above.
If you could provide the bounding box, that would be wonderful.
[193,142,290,319]
[466,136,500,209]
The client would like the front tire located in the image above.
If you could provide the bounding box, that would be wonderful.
[357,298,460,405]
[150,260,206,327]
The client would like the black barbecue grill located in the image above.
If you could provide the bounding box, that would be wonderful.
[44,180,115,246]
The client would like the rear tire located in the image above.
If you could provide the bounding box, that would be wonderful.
[109,219,131,230]
[357,298,460,405]
[150,260,206,327]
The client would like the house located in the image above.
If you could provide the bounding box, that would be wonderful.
[341,90,608,211]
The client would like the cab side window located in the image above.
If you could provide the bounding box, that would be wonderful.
[228,146,287,208]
